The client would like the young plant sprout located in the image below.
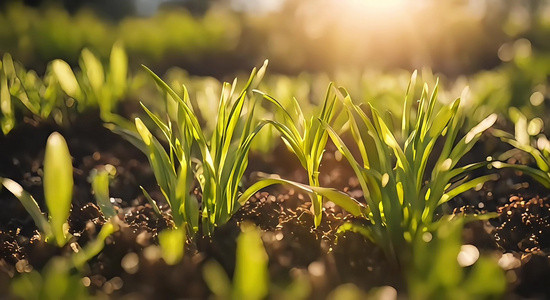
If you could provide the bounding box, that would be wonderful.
[89,164,118,219]
[253,83,341,227]
[320,72,499,267]
[408,216,506,299]
[135,60,270,237]
[1,53,63,132]
[492,107,550,187]
[240,72,498,269]
[52,42,130,127]
[1,132,74,247]
[203,223,269,300]
[0,133,118,253]
[1,54,15,135]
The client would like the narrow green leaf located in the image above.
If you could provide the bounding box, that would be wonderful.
[175,160,195,229]
[498,136,550,173]
[422,78,440,138]
[109,41,127,98]
[509,107,529,145]
[444,161,491,181]
[140,102,171,137]
[337,222,374,242]
[320,119,383,221]
[141,65,207,145]
[439,174,499,206]
[0,178,52,238]
[80,49,104,94]
[90,168,117,219]
[370,105,410,172]
[256,91,302,139]
[104,124,148,154]
[44,132,73,247]
[203,260,232,298]
[140,186,162,217]
[135,117,176,197]
[0,73,14,134]
[237,176,368,217]
[73,221,116,269]
[402,70,417,134]
[2,53,15,77]
[159,227,186,265]
[51,60,80,99]
[491,161,550,188]
[264,120,307,167]
[233,223,269,300]
[449,113,497,166]
[413,83,430,146]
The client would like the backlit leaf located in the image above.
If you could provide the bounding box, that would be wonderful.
[44,132,73,247]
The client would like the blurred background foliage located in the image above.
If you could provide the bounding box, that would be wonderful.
[1,0,550,79]
[1,0,550,139]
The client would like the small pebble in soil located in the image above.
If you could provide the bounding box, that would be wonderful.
[457,244,480,267]
[143,245,161,262]
[82,276,92,287]
[121,252,139,274]
[308,261,325,277]
[499,253,521,270]
[15,259,31,273]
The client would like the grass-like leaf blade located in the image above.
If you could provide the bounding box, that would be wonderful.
[43,132,73,247]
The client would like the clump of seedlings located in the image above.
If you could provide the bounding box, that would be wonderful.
[131,60,272,265]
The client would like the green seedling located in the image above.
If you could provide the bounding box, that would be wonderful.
[8,159,119,295]
[135,60,269,237]
[72,221,118,269]
[0,54,15,135]
[89,164,118,219]
[251,73,325,154]
[11,219,117,299]
[158,226,186,265]
[319,73,498,266]
[0,43,130,135]
[492,107,550,187]
[74,164,120,268]
[10,257,89,300]
[203,223,269,300]
[409,216,506,299]
[1,132,73,247]
[1,53,62,132]
[253,83,340,227]
[52,42,130,127]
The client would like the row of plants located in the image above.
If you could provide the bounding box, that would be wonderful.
[1,48,550,298]
[3,38,550,138]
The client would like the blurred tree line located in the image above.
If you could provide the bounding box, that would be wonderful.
[1,0,211,19]
[0,0,549,78]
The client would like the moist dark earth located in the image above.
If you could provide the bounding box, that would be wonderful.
[1,112,550,299]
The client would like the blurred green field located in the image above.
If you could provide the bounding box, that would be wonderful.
[2,0,550,77]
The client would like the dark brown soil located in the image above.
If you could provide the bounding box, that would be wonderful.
[1,114,550,299]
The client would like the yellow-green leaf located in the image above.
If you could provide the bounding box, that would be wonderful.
[233,223,269,300]
[159,227,186,265]
[1,178,52,238]
[81,49,104,93]
[51,60,80,99]
[44,132,73,247]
